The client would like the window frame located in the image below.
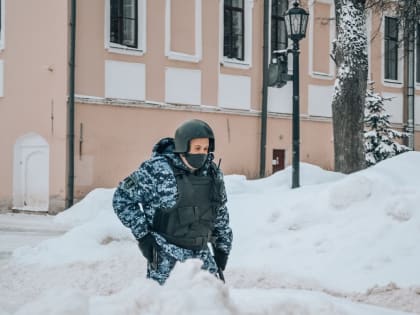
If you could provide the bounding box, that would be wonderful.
[223,0,245,61]
[110,0,138,48]
[105,0,146,55]
[270,0,288,58]
[221,0,254,69]
[384,16,399,81]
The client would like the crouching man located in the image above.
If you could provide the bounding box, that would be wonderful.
[112,119,233,284]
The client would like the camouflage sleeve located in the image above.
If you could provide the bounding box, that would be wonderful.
[212,170,233,254]
[112,161,156,240]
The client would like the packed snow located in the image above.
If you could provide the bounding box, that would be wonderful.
[1,152,420,315]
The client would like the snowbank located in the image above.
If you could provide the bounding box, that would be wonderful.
[1,152,419,314]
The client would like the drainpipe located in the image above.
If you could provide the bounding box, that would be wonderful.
[260,0,269,178]
[66,0,76,208]
[406,13,415,149]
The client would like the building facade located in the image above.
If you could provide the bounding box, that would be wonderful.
[0,0,419,212]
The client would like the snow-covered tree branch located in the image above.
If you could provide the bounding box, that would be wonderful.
[364,83,410,166]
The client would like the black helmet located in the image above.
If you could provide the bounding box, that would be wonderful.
[174,119,215,153]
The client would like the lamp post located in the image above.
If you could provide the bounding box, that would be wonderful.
[284,1,309,188]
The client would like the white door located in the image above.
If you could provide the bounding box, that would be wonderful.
[13,133,49,211]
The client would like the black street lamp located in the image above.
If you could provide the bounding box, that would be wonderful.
[284,1,309,188]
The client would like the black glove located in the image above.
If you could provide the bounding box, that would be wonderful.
[137,234,156,262]
[214,248,229,271]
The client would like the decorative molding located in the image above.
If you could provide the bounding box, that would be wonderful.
[308,0,335,79]
[165,0,202,63]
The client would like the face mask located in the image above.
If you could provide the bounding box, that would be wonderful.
[184,153,208,169]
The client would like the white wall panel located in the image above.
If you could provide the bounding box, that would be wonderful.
[165,67,201,105]
[308,84,334,117]
[267,84,292,114]
[383,92,403,124]
[218,74,251,110]
[105,60,146,101]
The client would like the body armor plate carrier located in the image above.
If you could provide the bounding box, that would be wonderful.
[152,162,222,250]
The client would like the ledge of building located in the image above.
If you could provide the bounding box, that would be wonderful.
[75,95,261,118]
[74,95,336,123]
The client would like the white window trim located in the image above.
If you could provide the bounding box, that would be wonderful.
[220,0,254,69]
[165,0,202,63]
[382,14,404,87]
[104,0,147,56]
[308,0,335,80]
[0,0,5,51]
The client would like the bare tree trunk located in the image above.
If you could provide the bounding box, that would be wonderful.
[332,0,368,173]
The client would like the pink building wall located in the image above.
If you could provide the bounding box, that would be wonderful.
[0,0,418,212]
[0,0,69,211]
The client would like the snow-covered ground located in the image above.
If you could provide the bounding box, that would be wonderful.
[0,213,66,263]
[1,152,420,315]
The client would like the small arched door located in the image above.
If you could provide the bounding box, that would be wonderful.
[13,133,49,211]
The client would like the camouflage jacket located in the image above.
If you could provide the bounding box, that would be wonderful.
[112,137,233,261]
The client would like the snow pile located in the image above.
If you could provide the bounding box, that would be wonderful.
[1,152,420,314]
[5,260,415,315]
[14,290,89,315]
[54,188,116,228]
[90,260,236,315]
[224,163,343,195]
[12,188,132,266]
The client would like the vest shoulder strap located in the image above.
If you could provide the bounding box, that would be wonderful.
[163,156,187,177]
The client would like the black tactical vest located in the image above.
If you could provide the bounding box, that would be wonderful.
[152,163,221,250]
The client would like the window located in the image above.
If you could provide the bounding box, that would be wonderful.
[416,23,420,83]
[384,17,399,81]
[271,0,288,55]
[106,0,146,54]
[110,0,138,48]
[224,0,244,60]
